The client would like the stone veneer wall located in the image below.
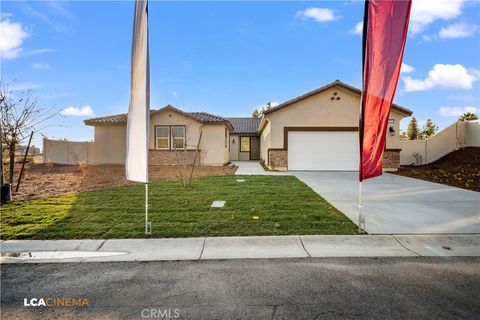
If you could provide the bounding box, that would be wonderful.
[267,149,400,171]
[149,150,199,165]
[382,149,400,170]
[268,149,288,170]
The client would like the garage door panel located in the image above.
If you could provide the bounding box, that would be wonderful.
[288,131,359,171]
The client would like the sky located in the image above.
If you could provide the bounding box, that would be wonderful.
[1,0,479,148]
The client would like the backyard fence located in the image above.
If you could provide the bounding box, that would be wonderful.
[400,120,480,165]
[43,138,94,165]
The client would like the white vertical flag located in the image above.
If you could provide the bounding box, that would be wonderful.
[126,0,149,183]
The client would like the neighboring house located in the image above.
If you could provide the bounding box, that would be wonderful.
[82,80,412,170]
[16,144,41,155]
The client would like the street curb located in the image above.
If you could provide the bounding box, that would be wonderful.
[1,234,479,263]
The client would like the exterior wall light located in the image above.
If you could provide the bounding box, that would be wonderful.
[389,126,395,136]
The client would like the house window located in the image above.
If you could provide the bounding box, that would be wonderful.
[171,126,185,149]
[156,126,170,149]
[240,136,250,152]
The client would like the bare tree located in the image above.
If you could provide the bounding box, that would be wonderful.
[0,81,58,185]
[171,116,202,188]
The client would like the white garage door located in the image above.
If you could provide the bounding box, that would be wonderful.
[288,131,359,171]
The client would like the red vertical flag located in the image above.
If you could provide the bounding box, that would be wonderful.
[359,0,412,181]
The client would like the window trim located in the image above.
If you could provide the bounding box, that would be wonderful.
[171,125,186,150]
[154,125,186,150]
[240,136,250,152]
[155,126,170,150]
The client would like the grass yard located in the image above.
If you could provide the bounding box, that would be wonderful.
[1,176,358,239]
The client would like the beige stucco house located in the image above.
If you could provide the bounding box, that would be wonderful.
[258,80,412,171]
[85,105,233,166]
[83,80,412,171]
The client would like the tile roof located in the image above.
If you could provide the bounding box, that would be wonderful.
[84,105,232,130]
[84,113,128,124]
[226,117,261,134]
[189,112,226,123]
[263,80,413,116]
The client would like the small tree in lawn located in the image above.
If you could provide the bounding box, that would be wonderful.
[459,112,478,122]
[0,81,57,185]
[406,117,420,140]
[420,119,438,139]
[171,116,202,188]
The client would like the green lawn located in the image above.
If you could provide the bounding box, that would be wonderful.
[1,176,358,239]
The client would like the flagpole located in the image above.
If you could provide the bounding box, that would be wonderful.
[358,89,365,234]
[145,183,150,235]
[358,181,364,233]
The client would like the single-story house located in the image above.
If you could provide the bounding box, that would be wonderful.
[84,80,412,171]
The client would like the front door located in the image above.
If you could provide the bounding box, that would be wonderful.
[250,136,260,160]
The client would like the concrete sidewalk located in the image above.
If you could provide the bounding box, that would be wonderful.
[232,161,291,175]
[1,235,478,263]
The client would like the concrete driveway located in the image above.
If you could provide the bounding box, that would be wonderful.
[294,172,480,234]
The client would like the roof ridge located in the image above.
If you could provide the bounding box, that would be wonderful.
[188,111,226,120]
[226,117,259,119]
[86,112,127,120]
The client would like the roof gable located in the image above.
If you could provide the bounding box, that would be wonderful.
[263,80,413,116]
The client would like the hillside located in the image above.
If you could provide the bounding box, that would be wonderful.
[394,147,480,192]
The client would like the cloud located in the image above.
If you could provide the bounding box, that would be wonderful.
[438,23,478,39]
[349,21,363,35]
[410,0,465,34]
[403,64,476,92]
[42,92,73,100]
[26,48,55,56]
[0,17,29,59]
[0,12,13,20]
[44,1,75,22]
[471,68,480,79]
[172,91,178,97]
[439,106,478,117]
[32,61,52,70]
[60,106,95,117]
[421,35,432,42]
[400,63,415,74]
[446,94,477,102]
[10,82,43,91]
[295,8,340,22]
[22,2,74,32]
[116,64,128,70]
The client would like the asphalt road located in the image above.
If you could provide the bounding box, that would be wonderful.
[1,257,479,320]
